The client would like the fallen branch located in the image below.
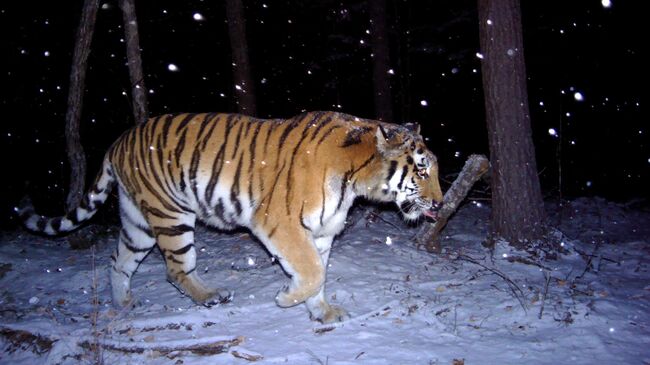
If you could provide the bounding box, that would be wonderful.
[0,327,56,355]
[417,154,490,252]
[79,336,243,356]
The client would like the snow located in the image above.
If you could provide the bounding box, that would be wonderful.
[1,199,650,364]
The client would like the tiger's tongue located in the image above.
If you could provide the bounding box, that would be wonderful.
[423,209,438,221]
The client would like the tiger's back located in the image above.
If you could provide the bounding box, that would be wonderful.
[21,111,443,323]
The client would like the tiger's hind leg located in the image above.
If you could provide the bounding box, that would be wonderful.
[111,191,156,307]
[150,213,231,306]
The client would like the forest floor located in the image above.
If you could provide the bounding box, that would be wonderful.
[1,197,649,364]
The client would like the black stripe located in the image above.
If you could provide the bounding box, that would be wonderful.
[231,117,245,159]
[341,126,373,148]
[122,239,152,253]
[262,121,280,155]
[171,243,195,255]
[66,210,80,225]
[336,171,352,211]
[263,161,286,221]
[268,225,278,238]
[51,217,62,231]
[350,154,376,179]
[317,125,342,146]
[199,114,221,150]
[174,129,188,168]
[247,121,263,203]
[387,160,398,182]
[175,113,197,135]
[299,203,311,231]
[179,169,186,192]
[141,200,176,219]
[139,176,184,214]
[161,114,174,146]
[166,254,183,264]
[279,113,307,146]
[230,152,244,216]
[120,206,155,237]
[205,115,237,204]
[320,177,326,225]
[36,217,48,231]
[284,114,318,213]
[189,143,202,201]
[397,165,408,190]
[155,224,194,237]
[309,114,333,142]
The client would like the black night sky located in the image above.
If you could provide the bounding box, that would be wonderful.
[0,0,646,229]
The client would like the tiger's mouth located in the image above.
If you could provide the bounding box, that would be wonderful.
[422,208,438,222]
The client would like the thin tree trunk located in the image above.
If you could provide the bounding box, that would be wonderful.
[119,0,148,124]
[64,0,100,212]
[369,0,393,122]
[225,0,256,116]
[477,0,546,249]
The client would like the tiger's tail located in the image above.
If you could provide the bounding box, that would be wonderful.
[17,157,116,236]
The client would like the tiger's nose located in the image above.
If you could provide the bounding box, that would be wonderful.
[432,201,443,211]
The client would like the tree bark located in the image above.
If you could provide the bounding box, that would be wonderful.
[64,0,100,212]
[369,0,393,122]
[119,0,149,124]
[477,0,546,249]
[225,0,257,116]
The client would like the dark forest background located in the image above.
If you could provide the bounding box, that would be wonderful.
[0,0,645,229]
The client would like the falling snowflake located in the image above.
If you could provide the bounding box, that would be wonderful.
[574,92,584,101]
[167,63,179,72]
[420,100,428,107]
[548,128,557,137]
[475,52,484,59]
[385,236,392,245]
[601,0,612,8]
[193,13,204,21]
[387,69,395,75]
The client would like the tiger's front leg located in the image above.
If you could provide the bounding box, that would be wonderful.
[254,225,347,323]
[305,236,350,323]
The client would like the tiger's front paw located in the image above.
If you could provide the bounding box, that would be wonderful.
[201,288,233,308]
[318,305,350,324]
[275,288,301,308]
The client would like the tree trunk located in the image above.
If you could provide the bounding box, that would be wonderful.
[225,0,257,116]
[369,0,393,122]
[64,0,100,212]
[119,0,149,124]
[477,0,546,249]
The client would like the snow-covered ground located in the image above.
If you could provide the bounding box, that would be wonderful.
[1,198,649,364]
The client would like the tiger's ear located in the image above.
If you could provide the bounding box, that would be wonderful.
[404,122,421,135]
[376,125,402,155]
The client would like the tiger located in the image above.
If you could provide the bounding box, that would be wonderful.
[18,111,443,323]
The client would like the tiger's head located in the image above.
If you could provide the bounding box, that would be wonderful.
[374,123,444,222]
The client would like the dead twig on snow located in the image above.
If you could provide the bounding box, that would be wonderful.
[538,270,551,319]
[457,254,528,313]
